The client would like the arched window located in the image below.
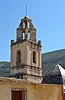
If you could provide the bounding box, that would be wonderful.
[25,20,27,28]
[23,22,25,28]
[28,33,30,40]
[28,22,30,28]
[33,51,36,63]
[23,33,25,40]
[17,50,21,64]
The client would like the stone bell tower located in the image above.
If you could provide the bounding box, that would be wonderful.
[11,16,42,83]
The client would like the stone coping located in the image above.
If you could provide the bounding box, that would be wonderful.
[0,77,63,87]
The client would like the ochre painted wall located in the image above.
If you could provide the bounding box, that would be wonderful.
[0,79,63,100]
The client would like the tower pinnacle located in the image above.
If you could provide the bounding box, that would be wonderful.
[26,5,27,16]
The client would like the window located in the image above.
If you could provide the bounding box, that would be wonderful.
[23,33,25,40]
[28,22,30,28]
[23,22,25,28]
[28,33,30,40]
[17,50,21,64]
[11,89,27,100]
[25,20,27,28]
[33,51,36,63]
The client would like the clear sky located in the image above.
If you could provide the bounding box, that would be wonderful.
[0,0,65,61]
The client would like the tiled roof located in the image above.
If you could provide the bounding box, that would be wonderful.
[42,64,63,85]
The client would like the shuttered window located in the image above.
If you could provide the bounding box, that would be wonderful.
[11,89,27,100]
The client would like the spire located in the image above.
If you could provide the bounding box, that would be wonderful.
[26,5,27,16]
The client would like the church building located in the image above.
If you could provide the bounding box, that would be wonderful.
[0,16,63,100]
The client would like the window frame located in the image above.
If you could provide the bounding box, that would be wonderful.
[33,51,36,64]
[11,88,27,100]
[16,50,21,65]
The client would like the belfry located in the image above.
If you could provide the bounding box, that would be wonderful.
[11,16,42,83]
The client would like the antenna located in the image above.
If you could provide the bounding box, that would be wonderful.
[26,5,27,16]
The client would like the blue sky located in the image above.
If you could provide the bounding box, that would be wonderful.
[0,0,65,61]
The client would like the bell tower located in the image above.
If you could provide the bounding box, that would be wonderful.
[11,16,42,83]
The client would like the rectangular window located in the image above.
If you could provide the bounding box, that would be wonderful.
[11,89,27,100]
